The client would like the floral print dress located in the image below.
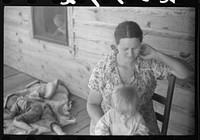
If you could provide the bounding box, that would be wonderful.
[88,50,171,135]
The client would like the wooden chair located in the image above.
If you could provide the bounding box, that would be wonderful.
[152,74,176,135]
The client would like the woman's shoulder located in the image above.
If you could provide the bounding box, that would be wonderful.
[95,50,116,69]
[137,57,154,68]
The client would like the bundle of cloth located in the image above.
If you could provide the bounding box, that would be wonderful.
[3,79,76,135]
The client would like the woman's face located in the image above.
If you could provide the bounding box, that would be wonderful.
[117,38,141,60]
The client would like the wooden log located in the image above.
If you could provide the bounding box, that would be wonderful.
[4,45,89,100]
[73,7,195,34]
[75,38,112,56]
[74,19,194,53]
[4,6,30,22]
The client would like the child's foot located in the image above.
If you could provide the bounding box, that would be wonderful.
[27,128,38,135]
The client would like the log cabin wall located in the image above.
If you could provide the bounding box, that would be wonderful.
[4,6,195,135]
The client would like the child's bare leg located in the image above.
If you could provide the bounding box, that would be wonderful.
[13,119,38,134]
[51,123,66,135]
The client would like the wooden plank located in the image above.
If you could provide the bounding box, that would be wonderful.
[4,25,74,58]
[74,19,195,55]
[4,6,30,25]
[63,109,90,135]
[4,46,89,100]
[75,38,112,57]
[73,125,89,135]
[74,7,195,34]
[69,94,87,115]
[4,65,21,78]
[73,8,195,41]
[4,43,91,87]
[4,73,36,96]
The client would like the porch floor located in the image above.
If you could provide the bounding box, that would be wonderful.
[3,65,90,135]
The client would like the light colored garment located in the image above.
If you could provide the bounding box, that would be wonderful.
[88,50,171,135]
[94,109,149,135]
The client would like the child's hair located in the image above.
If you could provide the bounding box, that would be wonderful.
[112,86,138,113]
[114,21,143,45]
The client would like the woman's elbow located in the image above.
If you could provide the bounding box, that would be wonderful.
[178,70,194,80]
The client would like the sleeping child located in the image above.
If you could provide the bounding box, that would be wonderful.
[4,93,67,135]
[94,85,149,135]
[4,80,68,135]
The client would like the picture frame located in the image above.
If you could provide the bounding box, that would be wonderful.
[31,6,69,46]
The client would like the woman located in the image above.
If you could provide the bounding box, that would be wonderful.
[87,21,194,135]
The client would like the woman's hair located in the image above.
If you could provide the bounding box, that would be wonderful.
[114,21,143,45]
[112,85,138,113]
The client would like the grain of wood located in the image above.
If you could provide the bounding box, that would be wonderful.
[74,7,195,34]
[4,65,21,78]
[4,6,195,135]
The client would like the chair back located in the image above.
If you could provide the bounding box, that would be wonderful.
[152,74,176,135]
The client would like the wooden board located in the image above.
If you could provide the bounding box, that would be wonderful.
[4,65,21,78]
[4,73,36,95]
[74,7,195,35]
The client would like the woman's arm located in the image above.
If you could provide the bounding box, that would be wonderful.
[87,89,104,124]
[139,44,194,79]
[155,51,194,79]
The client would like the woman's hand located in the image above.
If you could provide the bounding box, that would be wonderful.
[139,44,158,60]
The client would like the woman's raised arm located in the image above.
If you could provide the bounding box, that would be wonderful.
[139,44,194,80]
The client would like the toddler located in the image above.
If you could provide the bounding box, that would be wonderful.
[94,86,149,135]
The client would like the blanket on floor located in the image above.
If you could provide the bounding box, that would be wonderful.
[4,79,76,135]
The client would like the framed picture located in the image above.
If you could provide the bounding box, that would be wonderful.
[31,6,69,46]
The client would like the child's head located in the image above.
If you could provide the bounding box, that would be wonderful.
[112,86,138,120]
[53,14,64,27]
[4,94,19,110]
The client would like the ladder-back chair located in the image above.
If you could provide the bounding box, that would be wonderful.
[152,74,176,135]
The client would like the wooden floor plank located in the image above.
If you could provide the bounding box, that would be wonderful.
[73,125,90,135]
[69,94,87,115]
[64,117,90,135]
[4,65,21,78]
[4,73,37,96]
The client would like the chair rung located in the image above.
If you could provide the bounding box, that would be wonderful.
[152,93,166,104]
[155,112,164,122]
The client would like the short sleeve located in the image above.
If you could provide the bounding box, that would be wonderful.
[134,113,149,135]
[94,110,112,135]
[150,59,172,80]
[88,58,106,94]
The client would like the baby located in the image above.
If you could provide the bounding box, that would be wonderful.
[4,93,66,135]
[53,14,66,36]
[94,86,149,135]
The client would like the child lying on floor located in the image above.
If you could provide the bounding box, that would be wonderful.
[3,80,75,135]
[94,86,149,135]
[4,93,67,135]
